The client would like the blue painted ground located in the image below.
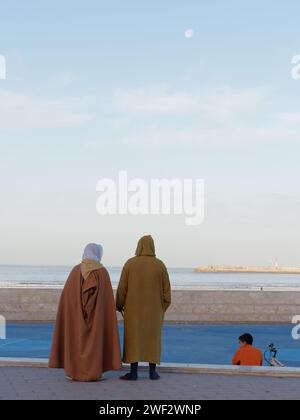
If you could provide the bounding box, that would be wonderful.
[1,323,300,367]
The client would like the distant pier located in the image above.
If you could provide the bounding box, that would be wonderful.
[194,266,300,274]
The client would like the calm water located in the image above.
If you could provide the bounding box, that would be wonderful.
[0,265,300,289]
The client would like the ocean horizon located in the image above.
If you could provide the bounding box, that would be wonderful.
[0,265,300,290]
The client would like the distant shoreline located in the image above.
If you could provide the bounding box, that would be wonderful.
[195,266,300,274]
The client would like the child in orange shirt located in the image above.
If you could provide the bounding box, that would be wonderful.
[232,333,263,366]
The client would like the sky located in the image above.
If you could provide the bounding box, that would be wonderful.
[0,0,300,267]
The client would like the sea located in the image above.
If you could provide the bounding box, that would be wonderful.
[0,265,299,290]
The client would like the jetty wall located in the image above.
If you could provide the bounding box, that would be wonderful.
[0,287,299,323]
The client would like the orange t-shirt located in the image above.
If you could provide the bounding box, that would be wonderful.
[232,344,263,366]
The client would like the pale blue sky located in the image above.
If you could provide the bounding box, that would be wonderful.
[0,1,300,267]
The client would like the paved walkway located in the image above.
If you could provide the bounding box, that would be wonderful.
[0,367,300,400]
[3,323,300,367]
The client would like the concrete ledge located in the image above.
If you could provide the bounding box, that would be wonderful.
[154,363,300,378]
[0,358,48,368]
[1,358,300,378]
[1,287,300,322]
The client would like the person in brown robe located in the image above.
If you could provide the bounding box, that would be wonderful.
[116,235,171,380]
[49,243,122,381]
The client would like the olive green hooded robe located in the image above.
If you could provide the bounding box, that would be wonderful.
[116,235,171,364]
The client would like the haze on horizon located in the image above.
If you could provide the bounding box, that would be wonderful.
[0,0,300,268]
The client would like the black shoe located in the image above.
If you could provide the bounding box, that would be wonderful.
[120,372,138,381]
[149,372,160,380]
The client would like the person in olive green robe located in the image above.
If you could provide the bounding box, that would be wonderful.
[116,235,171,380]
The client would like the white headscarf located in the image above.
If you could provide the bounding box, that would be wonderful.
[81,243,103,281]
[82,243,103,262]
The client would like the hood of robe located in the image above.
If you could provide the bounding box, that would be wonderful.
[81,243,103,281]
[135,235,156,257]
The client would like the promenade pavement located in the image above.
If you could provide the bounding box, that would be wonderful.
[0,367,299,400]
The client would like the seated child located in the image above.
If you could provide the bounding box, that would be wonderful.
[232,333,263,366]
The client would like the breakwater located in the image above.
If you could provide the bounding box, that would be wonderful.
[0,287,299,323]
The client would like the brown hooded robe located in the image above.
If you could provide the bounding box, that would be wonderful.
[49,265,122,381]
[116,236,171,364]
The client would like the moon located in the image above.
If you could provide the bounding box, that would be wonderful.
[184,29,194,39]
